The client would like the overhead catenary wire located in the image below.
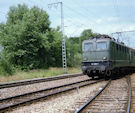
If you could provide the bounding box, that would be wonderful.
[24,0,135,39]
[112,0,123,31]
[111,0,134,42]
[46,0,96,37]
[64,5,96,25]
[63,5,97,36]
[32,0,101,37]
[27,0,86,37]
[69,0,98,18]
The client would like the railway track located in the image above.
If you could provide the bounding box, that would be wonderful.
[75,76,132,113]
[0,78,103,112]
[130,75,135,113]
[0,73,82,89]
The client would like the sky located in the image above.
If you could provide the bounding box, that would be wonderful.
[0,0,135,48]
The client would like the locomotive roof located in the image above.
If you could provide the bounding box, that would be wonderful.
[83,35,135,51]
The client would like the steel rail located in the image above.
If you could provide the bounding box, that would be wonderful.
[75,79,111,113]
[0,79,103,112]
[126,76,132,113]
[0,78,92,102]
[0,73,82,89]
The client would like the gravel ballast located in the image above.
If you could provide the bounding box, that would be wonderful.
[0,75,89,99]
[130,74,135,113]
[9,80,106,113]
[79,77,128,113]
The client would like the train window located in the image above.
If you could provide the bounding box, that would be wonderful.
[124,47,126,53]
[127,48,129,53]
[97,42,107,49]
[121,46,123,52]
[116,44,119,51]
[124,47,125,52]
[120,45,122,51]
[112,42,114,50]
[84,43,93,51]
[119,45,121,51]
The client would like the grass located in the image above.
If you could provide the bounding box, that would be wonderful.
[0,67,81,83]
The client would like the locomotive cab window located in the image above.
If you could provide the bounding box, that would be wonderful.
[97,42,107,50]
[84,43,93,51]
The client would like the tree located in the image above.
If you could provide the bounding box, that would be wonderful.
[47,27,62,67]
[0,4,62,69]
[80,29,93,42]
[79,29,98,52]
[66,29,100,67]
[66,37,81,67]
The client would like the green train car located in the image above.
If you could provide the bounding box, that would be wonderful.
[82,35,135,79]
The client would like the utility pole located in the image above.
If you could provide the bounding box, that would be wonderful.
[48,2,67,74]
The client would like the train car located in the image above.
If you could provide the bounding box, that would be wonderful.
[81,35,135,79]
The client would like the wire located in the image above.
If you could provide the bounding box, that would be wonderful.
[112,0,125,33]
[69,0,98,18]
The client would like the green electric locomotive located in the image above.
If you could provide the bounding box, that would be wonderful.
[82,35,135,79]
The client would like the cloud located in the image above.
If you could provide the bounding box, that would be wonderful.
[61,16,123,36]
[64,20,135,48]
[63,17,95,36]
[62,16,135,49]
[95,17,119,24]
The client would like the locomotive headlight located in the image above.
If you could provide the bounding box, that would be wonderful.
[103,56,107,60]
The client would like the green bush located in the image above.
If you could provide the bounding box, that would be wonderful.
[0,58,13,76]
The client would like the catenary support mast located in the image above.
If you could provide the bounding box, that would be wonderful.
[48,2,67,74]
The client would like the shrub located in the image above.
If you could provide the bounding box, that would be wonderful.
[0,58,13,76]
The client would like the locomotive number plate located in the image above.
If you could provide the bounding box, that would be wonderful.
[91,63,99,65]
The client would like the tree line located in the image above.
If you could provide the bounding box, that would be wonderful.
[0,4,98,75]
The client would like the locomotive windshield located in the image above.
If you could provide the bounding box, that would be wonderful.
[97,42,107,49]
[84,43,93,51]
